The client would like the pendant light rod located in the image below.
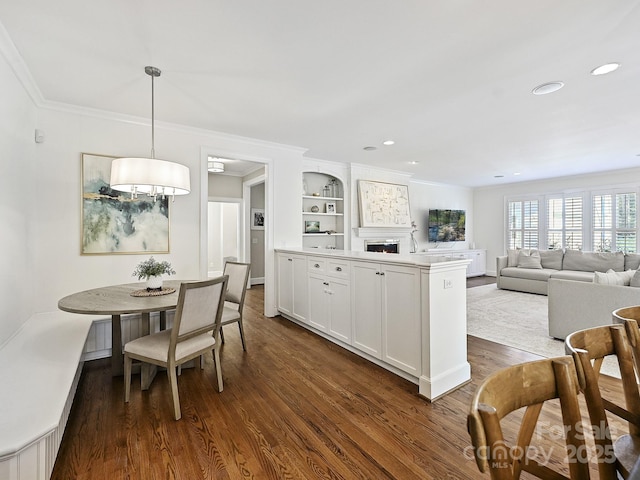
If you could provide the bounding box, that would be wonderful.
[109,66,191,199]
[144,66,161,159]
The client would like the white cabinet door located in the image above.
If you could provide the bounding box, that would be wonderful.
[276,253,294,316]
[327,276,351,343]
[467,250,486,276]
[291,255,308,321]
[308,273,329,331]
[276,253,307,322]
[381,264,421,375]
[351,261,382,358]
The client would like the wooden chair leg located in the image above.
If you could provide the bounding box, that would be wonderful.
[167,365,181,420]
[124,354,132,402]
[200,354,205,369]
[220,327,225,345]
[213,347,224,392]
[238,318,247,351]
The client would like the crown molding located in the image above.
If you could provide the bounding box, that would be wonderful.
[0,19,44,106]
[0,20,308,157]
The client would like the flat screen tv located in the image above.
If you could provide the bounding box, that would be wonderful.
[428,209,466,242]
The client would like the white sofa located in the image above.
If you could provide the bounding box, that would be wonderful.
[548,278,640,339]
[496,249,640,295]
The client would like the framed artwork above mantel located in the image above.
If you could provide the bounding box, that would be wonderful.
[81,152,170,255]
[357,180,412,228]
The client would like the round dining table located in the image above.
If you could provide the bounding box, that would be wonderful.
[58,280,186,377]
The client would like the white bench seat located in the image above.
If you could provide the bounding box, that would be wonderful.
[0,311,97,480]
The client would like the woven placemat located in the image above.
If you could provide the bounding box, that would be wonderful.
[130,287,176,297]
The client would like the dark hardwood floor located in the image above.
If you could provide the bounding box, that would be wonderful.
[51,280,623,479]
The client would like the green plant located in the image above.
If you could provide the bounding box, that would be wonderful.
[132,256,176,280]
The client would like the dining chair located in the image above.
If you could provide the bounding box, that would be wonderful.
[566,324,640,478]
[468,356,614,479]
[219,261,251,350]
[124,276,228,420]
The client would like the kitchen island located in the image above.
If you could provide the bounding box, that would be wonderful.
[275,248,471,400]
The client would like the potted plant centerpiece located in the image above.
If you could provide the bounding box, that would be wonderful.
[132,256,176,291]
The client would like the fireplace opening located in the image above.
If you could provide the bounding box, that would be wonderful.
[365,239,400,254]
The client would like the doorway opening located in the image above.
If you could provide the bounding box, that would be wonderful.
[207,201,241,277]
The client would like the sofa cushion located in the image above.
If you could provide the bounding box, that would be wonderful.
[549,270,595,282]
[631,270,640,287]
[517,250,542,269]
[562,249,625,272]
[625,254,640,271]
[500,266,556,281]
[539,249,563,270]
[593,269,636,286]
[507,249,519,267]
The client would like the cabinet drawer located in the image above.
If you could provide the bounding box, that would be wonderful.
[308,258,326,273]
[327,260,350,279]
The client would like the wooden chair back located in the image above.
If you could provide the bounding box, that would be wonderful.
[566,323,640,478]
[171,276,228,347]
[223,261,250,306]
[468,356,601,479]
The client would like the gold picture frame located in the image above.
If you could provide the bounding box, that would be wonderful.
[81,152,170,255]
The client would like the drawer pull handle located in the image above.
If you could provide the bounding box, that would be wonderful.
[380,272,385,276]
[314,263,320,268]
[288,258,293,261]
[335,267,342,272]
[323,282,329,286]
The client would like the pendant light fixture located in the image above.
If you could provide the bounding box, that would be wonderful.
[110,66,190,200]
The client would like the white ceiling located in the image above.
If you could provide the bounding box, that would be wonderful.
[1,1,639,187]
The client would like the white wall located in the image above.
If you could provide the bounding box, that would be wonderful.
[0,52,37,346]
[474,168,640,275]
[28,106,304,319]
[409,179,474,252]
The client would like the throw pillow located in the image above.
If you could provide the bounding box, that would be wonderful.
[507,248,519,267]
[593,269,635,286]
[631,270,640,288]
[517,249,542,269]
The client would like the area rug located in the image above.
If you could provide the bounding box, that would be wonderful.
[466,284,620,377]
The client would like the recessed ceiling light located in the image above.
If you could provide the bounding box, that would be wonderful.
[409,161,419,165]
[363,146,377,151]
[590,63,620,76]
[513,172,521,176]
[494,175,504,178]
[532,82,565,95]
[382,140,395,146]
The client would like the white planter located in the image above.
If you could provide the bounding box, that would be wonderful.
[146,275,163,290]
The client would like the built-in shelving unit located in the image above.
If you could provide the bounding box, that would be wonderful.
[302,172,345,250]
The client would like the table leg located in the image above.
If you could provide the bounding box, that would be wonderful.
[160,311,167,331]
[111,314,123,377]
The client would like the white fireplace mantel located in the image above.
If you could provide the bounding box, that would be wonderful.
[354,227,412,238]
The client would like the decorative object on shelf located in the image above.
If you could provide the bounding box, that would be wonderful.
[322,185,331,197]
[328,178,338,197]
[326,230,336,235]
[357,180,411,228]
[310,205,319,213]
[410,221,419,253]
[109,66,190,201]
[81,153,170,255]
[305,221,320,233]
[326,202,336,214]
[251,208,265,230]
[132,256,176,291]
